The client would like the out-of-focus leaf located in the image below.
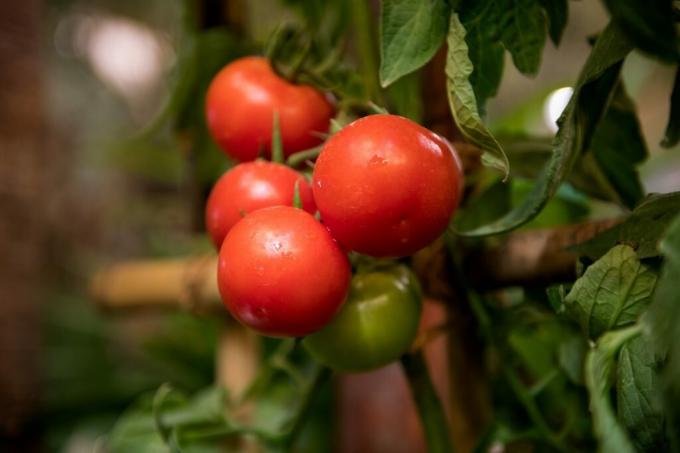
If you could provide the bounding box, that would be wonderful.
[571,192,680,260]
[558,332,587,385]
[616,335,667,451]
[511,179,589,229]
[589,84,647,209]
[662,68,680,148]
[446,13,510,177]
[584,325,641,453]
[539,0,568,45]
[454,179,511,231]
[645,214,680,445]
[379,0,450,87]
[107,387,231,453]
[497,0,547,75]
[460,1,505,115]
[458,23,632,236]
[565,244,657,339]
[602,0,679,63]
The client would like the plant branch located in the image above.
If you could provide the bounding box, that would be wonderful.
[401,351,454,453]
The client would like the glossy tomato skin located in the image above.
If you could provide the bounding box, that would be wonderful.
[312,114,463,258]
[218,206,351,337]
[303,265,422,372]
[206,56,334,161]
[205,161,316,249]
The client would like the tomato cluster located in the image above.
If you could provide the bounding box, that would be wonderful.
[205,56,463,370]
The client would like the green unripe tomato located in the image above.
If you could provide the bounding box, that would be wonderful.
[302,265,422,372]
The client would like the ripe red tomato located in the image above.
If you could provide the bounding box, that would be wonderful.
[205,56,334,161]
[205,161,316,249]
[312,114,463,258]
[218,206,351,337]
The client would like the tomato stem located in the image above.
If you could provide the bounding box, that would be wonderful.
[348,0,383,104]
[401,351,454,453]
[283,364,332,449]
[286,146,322,168]
[271,111,284,164]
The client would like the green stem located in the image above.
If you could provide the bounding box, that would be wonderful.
[349,0,383,103]
[283,365,332,449]
[505,369,567,452]
[401,351,453,453]
[286,146,322,168]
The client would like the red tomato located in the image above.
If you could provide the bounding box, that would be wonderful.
[205,56,334,161]
[205,161,316,249]
[218,206,351,337]
[312,114,463,258]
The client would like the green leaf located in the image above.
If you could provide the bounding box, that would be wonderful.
[589,83,647,209]
[445,13,510,178]
[584,325,641,453]
[379,0,450,87]
[602,0,679,63]
[454,179,511,231]
[571,192,680,260]
[558,332,587,385]
[497,0,547,75]
[662,67,680,148]
[565,245,657,339]
[616,335,667,451]
[645,213,680,437]
[458,23,632,237]
[460,2,505,115]
[539,0,568,45]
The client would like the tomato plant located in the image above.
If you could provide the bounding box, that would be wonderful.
[312,114,463,258]
[303,265,422,372]
[82,0,680,452]
[205,56,334,161]
[217,206,350,337]
[205,160,315,248]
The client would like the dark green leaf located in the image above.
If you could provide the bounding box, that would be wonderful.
[497,0,547,75]
[589,83,647,209]
[571,192,680,260]
[458,23,632,236]
[584,325,641,453]
[460,2,505,115]
[603,0,679,63]
[539,0,568,45]
[616,335,667,451]
[565,245,657,339]
[445,13,510,177]
[662,67,680,148]
[379,0,450,87]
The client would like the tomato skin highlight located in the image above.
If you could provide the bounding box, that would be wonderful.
[205,161,316,249]
[312,114,464,258]
[303,265,422,372]
[205,56,334,161]
[218,206,351,337]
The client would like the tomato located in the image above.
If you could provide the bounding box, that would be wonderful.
[205,161,316,249]
[218,206,351,337]
[303,265,422,372]
[312,114,463,258]
[205,56,334,161]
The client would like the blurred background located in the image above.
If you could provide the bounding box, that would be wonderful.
[1,0,679,451]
